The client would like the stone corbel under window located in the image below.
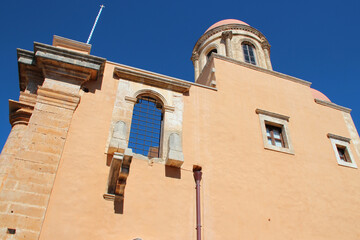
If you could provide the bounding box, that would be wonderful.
[104,149,133,201]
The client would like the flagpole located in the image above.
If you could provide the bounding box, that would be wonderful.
[86,5,105,44]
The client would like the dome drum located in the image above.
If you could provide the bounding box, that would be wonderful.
[192,19,273,81]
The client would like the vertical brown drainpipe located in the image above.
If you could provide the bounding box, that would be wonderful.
[193,170,202,240]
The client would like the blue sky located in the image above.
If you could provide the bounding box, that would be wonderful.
[0,0,359,150]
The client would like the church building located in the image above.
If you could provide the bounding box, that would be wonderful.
[1,19,360,240]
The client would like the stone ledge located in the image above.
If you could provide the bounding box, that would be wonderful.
[327,133,351,143]
[315,99,351,113]
[255,108,290,121]
[114,65,191,93]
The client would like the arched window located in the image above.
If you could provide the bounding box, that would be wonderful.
[206,49,217,60]
[128,96,163,158]
[242,43,256,65]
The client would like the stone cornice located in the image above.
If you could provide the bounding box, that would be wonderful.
[17,41,106,91]
[315,99,351,113]
[255,108,290,121]
[17,49,35,65]
[107,61,217,91]
[327,133,351,143]
[34,42,105,71]
[192,24,270,55]
[114,65,191,93]
[213,54,312,87]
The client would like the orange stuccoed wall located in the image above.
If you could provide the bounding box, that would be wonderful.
[1,22,360,240]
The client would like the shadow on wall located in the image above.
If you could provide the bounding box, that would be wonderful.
[165,165,181,179]
[114,198,124,214]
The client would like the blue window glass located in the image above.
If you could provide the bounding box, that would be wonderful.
[128,96,163,158]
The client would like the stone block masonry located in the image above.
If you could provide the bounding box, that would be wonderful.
[0,37,105,239]
[0,88,80,240]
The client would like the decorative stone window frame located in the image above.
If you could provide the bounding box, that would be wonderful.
[127,90,175,161]
[256,109,294,155]
[327,133,357,169]
[109,65,191,168]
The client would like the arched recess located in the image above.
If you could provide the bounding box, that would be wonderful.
[200,43,219,72]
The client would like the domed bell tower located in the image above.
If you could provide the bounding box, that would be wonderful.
[191,19,272,81]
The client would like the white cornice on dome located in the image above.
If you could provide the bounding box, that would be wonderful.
[192,23,270,55]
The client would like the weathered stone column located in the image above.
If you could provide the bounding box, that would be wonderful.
[222,31,233,58]
[191,52,200,80]
[0,38,105,240]
[261,41,272,70]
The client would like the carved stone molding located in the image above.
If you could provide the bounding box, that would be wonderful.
[9,100,34,127]
[17,41,106,93]
[221,31,233,40]
[37,86,81,110]
[261,41,271,50]
[124,96,137,104]
[164,105,175,113]
[191,52,199,61]
[192,23,269,56]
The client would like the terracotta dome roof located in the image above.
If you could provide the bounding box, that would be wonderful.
[310,88,331,102]
[205,19,250,33]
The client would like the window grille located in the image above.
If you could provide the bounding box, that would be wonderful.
[128,96,163,158]
[242,43,256,65]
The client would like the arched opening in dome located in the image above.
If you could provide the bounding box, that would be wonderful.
[206,49,217,61]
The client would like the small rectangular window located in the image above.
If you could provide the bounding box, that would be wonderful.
[328,134,357,168]
[256,109,294,155]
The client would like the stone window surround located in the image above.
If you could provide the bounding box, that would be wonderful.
[256,109,294,155]
[110,65,190,167]
[328,133,357,169]
[107,87,184,167]
[126,91,174,153]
